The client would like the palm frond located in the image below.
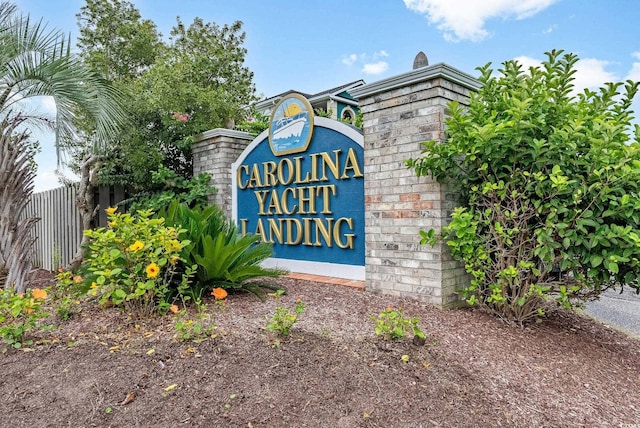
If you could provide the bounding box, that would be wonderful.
[0,3,127,160]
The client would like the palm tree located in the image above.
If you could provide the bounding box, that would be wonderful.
[0,2,127,292]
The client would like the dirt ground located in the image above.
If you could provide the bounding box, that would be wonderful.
[1,273,640,427]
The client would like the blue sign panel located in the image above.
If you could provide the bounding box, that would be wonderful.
[234,98,364,269]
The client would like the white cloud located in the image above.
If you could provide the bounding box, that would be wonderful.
[513,55,542,71]
[626,53,640,126]
[513,55,618,92]
[514,54,640,127]
[403,0,558,42]
[373,50,389,59]
[341,53,359,66]
[626,52,640,82]
[342,51,391,75]
[573,58,618,90]
[362,61,389,75]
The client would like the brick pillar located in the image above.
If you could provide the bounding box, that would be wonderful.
[351,63,481,306]
[192,129,252,217]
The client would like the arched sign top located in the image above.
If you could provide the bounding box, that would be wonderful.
[268,93,315,156]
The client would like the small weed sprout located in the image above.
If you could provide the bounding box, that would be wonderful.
[372,306,425,341]
[266,290,305,337]
[52,268,84,320]
[172,289,227,342]
[173,302,216,342]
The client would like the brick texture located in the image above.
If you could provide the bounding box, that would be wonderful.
[192,129,252,217]
[358,77,472,306]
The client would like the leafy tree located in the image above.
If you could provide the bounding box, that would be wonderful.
[407,50,640,323]
[0,2,126,291]
[164,17,255,129]
[75,1,256,195]
[76,0,162,81]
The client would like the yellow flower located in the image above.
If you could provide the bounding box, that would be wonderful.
[90,282,99,289]
[170,239,182,251]
[212,287,228,300]
[129,240,144,252]
[105,207,117,215]
[32,288,47,300]
[146,262,160,278]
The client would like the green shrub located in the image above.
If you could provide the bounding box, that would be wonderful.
[0,288,50,349]
[160,201,287,299]
[235,111,269,136]
[128,166,214,212]
[51,269,84,320]
[82,207,192,316]
[407,50,640,323]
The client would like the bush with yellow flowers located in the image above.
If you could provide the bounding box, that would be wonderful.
[82,207,193,316]
[0,287,50,349]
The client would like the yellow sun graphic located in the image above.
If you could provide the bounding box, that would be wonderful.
[284,103,302,117]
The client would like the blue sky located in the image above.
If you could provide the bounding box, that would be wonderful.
[14,0,640,191]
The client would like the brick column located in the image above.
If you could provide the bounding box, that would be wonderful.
[192,129,252,217]
[351,63,480,306]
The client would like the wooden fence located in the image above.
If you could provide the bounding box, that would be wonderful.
[23,185,129,271]
[23,186,81,271]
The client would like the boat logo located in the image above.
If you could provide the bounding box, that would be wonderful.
[268,93,314,156]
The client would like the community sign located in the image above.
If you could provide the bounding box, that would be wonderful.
[232,94,364,280]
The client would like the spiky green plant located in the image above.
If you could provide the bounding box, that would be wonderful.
[160,201,287,299]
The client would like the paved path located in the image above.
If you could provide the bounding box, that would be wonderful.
[584,287,640,339]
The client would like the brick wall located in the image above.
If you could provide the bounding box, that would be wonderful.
[192,129,252,217]
[351,64,480,306]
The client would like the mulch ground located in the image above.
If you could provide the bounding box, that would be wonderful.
[1,272,639,427]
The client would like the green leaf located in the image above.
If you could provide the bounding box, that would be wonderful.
[590,255,603,268]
